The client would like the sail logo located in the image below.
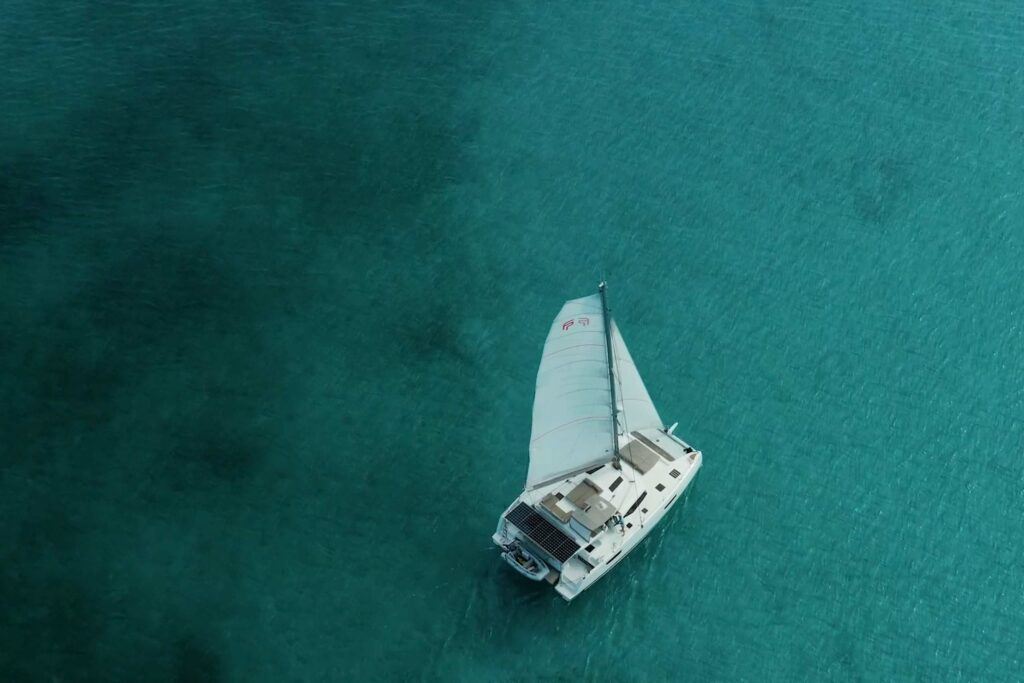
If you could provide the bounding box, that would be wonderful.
[561,317,590,331]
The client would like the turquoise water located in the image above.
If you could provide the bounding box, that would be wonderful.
[2,1,1023,680]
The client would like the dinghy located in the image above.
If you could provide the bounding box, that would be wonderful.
[500,543,551,582]
[493,283,702,600]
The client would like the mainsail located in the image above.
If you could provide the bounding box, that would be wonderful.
[527,294,614,489]
[527,290,664,489]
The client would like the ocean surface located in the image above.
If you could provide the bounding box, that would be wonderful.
[2,2,1023,680]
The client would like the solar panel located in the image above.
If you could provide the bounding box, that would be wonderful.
[505,502,580,563]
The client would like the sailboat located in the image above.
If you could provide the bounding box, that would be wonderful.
[493,283,702,600]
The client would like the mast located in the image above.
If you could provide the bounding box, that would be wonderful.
[598,282,621,463]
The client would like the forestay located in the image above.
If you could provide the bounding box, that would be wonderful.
[527,295,615,489]
[609,320,663,433]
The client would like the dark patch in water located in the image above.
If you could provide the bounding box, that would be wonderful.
[84,236,249,346]
[0,155,57,243]
[168,423,262,486]
[0,577,100,681]
[15,505,83,559]
[400,306,469,363]
[0,234,251,467]
[850,156,913,225]
[25,342,123,409]
[0,43,254,249]
[1,329,126,465]
[173,636,222,683]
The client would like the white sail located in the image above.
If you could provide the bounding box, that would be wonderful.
[610,320,663,433]
[527,294,615,489]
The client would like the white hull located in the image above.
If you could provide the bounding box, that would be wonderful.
[494,428,701,601]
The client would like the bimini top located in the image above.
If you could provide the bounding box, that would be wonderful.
[526,292,663,490]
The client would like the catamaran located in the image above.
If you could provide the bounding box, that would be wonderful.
[494,283,702,600]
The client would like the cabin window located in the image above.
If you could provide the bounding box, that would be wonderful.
[607,551,622,565]
[664,494,677,508]
[609,476,623,492]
